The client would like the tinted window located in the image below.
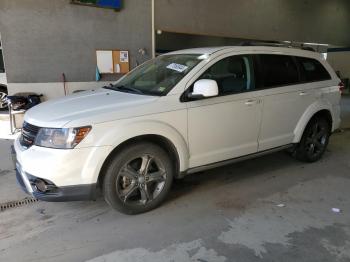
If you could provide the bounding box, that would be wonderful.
[296,56,331,82]
[0,50,4,73]
[199,55,254,95]
[259,54,299,88]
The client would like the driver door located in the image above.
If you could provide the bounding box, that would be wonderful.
[185,54,263,168]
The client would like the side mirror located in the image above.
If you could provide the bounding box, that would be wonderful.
[188,79,219,100]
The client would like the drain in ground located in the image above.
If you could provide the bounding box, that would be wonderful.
[0,197,39,212]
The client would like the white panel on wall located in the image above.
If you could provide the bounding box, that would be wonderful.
[96,50,113,73]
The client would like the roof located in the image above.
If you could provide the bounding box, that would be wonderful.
[166,47,230,55]
[165,46,322,59]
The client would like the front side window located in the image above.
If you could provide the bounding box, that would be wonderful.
[104,54,203,96]
[296,56,331,82]
[259,54,299,88]
[0,50,4,73]
[198,55,254,95]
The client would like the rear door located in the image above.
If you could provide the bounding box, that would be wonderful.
[256,54,317,151]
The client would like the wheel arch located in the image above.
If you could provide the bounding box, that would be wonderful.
[293,103,333,143]
[97,134,184,188]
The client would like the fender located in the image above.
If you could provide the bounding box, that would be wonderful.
[293,99,333,143]
[92,119,190,173]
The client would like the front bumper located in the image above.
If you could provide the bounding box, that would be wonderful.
[12,143,99,202]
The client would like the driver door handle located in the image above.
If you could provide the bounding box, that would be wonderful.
[245,99,258,106]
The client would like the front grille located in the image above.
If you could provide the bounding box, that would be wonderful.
[20,121,40,148]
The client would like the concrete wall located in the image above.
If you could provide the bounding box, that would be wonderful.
[1,0,350,99]
[156,32,245,52]
[327,51,350,80]
[155,0,350,46]
[0,0,152,84]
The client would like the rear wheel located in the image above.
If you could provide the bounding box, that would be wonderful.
[293,117,331,162]
[0,86,8,111]
[103,142,174,214]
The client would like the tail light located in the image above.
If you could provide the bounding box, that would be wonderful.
[339,82,345,94]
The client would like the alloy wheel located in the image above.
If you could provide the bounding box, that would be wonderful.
[116,154,167,205]
[305,122,328,158]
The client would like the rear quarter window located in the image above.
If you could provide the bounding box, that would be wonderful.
[296,56,331,82]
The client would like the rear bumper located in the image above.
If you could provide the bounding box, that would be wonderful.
[13,145,97,202]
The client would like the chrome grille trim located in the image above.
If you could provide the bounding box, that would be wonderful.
[20,121,40,148]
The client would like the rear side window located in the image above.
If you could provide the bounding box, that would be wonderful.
[259,54,299,88]
[296,57,331,82]
[0,50,4,73]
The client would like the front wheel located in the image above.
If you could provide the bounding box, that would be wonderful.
[103,142,174,214]
[293,117,331,162]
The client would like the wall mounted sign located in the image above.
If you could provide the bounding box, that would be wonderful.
[71,0,122,10]
[96,50,130,74]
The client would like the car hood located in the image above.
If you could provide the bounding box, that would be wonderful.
[24,88,159,128]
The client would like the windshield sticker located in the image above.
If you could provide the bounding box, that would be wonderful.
[158,87,166,92]
[166,63,188,73]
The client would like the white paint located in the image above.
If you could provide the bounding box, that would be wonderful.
[86,239,226,262]
[7,81,110,100]
[218,176,350,257]
[192,79,218,97]
[12,46,341,194]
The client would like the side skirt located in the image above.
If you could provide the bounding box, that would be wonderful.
[180,144,293,177]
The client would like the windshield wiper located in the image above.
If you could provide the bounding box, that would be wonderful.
[102,83,115,90]
[115,85,144,94]
[103,84,144,95]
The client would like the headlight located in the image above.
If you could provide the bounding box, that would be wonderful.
[34,126,91,149]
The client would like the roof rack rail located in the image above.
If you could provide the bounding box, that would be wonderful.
[239,41,316,52]
[240,41,287,47]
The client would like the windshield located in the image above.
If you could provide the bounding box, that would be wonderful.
[104,54,204,96]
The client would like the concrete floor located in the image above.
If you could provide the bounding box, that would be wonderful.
[0,96,350,262]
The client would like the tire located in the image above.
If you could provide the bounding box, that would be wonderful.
[293,117,331,162]
[103,142,174,214]
[0,86,8,111]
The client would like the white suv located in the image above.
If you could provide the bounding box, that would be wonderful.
[13,46,341,214]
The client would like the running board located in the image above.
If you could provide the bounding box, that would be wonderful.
[184,144,294,175]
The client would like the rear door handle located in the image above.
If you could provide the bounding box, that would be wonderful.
[299,91,309,96]
[245,99,258,106]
